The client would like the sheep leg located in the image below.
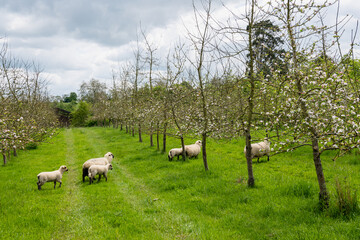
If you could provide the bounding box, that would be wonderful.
[82,168,87,182]
[267,155,270,161]
[89,177,92,185]
[105,173,108,182]
[37,182,42,190]
[59,181,62,188]
[54,181,56,189]
[98,175,101,182]
[257,158,259,163]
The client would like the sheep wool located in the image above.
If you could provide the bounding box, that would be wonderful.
[37,165,69,190]
[88,163,113,184]
[185,140,202,158]
[82,152,114,182]
[168,148,183,161]
[244,138,270,162]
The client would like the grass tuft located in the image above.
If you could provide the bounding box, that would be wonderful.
[328,177,359,219]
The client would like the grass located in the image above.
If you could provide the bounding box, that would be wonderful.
[0,127,359,239]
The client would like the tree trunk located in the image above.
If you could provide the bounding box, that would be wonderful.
[150,134,153,147]
[3,154,6,165]
[156,122,160,151]
[13,147,17,157]
[245,129,255,187]
[180,136,186,161]
[312,137,329,208]
[202,133,209,171]
[132,126,135,137]
[138,123,142,142]
[162,123,167,153]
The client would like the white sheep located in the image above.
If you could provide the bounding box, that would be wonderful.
[185,140,202,158]
[88,163,113,184]
[37,165,69,190]
[244,138,270,162]
[168,148,183,161]
[82,152,114,182]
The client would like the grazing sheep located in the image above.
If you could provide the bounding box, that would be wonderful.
[185,140,202,158]
[88,164,113,184]
[168,148,183,161]
[244,138,270,162]
[37,165,69,190]
[82,152,114,182]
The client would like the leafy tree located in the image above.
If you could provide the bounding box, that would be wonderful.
[248,20,287,77]
[71,101,90,127]
[63,92,77,103]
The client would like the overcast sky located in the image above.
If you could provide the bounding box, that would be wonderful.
[0,0,359,97]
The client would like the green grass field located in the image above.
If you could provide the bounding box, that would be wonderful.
[0,127,359,239]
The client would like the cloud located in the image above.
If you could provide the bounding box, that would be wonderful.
[0,0,359,96]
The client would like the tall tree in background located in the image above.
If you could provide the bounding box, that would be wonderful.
[249,20,287,77]
[79,79,106,104]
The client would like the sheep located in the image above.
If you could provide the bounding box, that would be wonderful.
[185,140,202,158]
[88,163,113,184]
[168,148,183,161]
[37,165,69,190]
[244,138,270,162]
[82,152,114,182]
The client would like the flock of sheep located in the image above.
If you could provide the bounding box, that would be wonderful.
[36,152,114,190]
[36,138,270,190]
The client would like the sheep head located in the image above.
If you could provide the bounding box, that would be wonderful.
[104,152,114,162]
[59,165,69,173]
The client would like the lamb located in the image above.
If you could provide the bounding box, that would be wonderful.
[168,148,183,161]
[37,165,69,190]
[244,138,270,162]
[185,140,202,158]
[88,163,113,184]
[82,152,114,182]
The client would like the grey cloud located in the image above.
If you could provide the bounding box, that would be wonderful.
[1,0,192,47]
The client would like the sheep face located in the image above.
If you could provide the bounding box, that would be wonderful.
[60,165,69,172]
[195,140,202,146]
[108,164,113,170]
[105,152,114,158]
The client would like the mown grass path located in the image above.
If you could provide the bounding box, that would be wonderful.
[1,127,360,239]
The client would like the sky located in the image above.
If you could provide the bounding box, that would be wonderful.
[0,0,359,97]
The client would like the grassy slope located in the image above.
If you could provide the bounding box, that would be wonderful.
[0,127,359,239]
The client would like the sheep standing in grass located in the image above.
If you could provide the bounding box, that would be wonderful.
[244,138,270,162]
[82,152,114,182]
[37,165,69,190]
[185,140,202,158]
[168,148,183,161]
[88,164,113,184]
